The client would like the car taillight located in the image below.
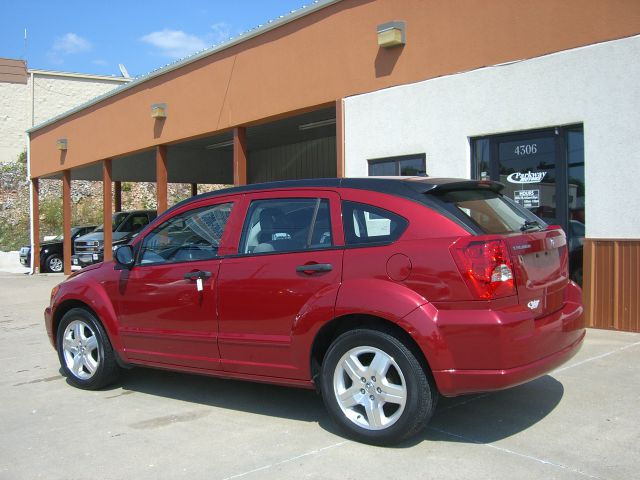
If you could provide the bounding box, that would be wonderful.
[450,237,516,300]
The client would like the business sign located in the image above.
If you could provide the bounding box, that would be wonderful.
[514,189,540,208]
[507,171,547,184]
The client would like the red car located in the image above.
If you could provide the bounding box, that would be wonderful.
[45,177,584,445]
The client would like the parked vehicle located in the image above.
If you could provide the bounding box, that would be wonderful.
[19,226,97,273]
[71,210,156,268]
[45,178,585,445]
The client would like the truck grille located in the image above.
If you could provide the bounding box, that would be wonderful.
[75,241,101,254]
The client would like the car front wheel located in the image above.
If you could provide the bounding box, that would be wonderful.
[56,308,119,390]
[320,328,437,445]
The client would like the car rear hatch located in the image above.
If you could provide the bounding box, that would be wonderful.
[425,180,569,311]
[505,227,568,318]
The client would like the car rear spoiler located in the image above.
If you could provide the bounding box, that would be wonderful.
[402,178,505,195]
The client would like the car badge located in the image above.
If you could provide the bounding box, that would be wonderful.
[527,299,540,310]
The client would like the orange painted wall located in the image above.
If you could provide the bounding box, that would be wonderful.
[30,0,640,178]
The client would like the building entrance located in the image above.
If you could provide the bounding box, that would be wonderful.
[472,125,585,283]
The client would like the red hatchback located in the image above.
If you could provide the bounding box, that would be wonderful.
[45,177,584,445]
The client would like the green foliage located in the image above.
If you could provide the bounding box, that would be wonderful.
[74,196,103,226]
[0,210,30,250]
[39,198,63,238]
[121,182,132,192]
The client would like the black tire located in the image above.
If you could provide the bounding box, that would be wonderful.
[56,308,120,390]
[44,254,63,273]
[320,328,437,445]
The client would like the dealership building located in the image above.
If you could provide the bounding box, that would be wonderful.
[27,0,640,331]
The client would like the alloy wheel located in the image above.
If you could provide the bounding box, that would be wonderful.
[61,320,100,380]
[332,346,407,430]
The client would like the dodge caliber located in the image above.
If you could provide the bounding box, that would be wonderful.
[45,177,585,445]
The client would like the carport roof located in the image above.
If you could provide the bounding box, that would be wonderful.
[26,0,341,135]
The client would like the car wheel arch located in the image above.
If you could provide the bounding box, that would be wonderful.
[52,297,126,364]
[309,313,435,392]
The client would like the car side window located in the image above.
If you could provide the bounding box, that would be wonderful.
[239,198,332,254]
[342,201,408,246]
[138,202,233,265]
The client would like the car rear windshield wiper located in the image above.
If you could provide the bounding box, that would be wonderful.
[520,219,542,232]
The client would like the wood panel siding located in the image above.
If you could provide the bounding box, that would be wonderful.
[0,58,28,84]
[248,137,336,184]
[584,239,640,332]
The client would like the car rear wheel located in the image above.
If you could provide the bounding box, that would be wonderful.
[320,328,437,445]
[56,308,119,390]
[45,254,63,273]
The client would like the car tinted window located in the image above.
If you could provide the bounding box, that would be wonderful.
[118,214,151,233]
[239,198,332,254]
[434,190,542,234]
[342,201,408,246]
[138,203,233,265]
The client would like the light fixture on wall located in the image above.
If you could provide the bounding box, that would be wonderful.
[56,138,68,150]
[205,140,234,149]
[151,103,167,118]
[298,118,336,131]
[377,21,406,48]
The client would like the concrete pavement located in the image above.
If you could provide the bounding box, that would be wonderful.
[0,272,638,479]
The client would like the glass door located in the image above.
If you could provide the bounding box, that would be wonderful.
[472,125,584,283]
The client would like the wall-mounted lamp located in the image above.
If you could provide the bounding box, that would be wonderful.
[377,21,406,48]
[151,103,167,119]
[56,138,68,151]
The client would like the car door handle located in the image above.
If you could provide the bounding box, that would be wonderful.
[296,263,333,274]
[183,270,212,280]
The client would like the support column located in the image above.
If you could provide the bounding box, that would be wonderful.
[114,181,122,212]
[31,178,41,274]
[103,160,113,262]
[191,183,198,197]
[233,127,247,186]
[62,170,72,275]
[156,145,168,214]
[336,98,345,178]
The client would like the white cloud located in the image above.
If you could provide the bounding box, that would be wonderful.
[53,33,92,54]
[47,32,92,65]
[140,29,208,59]
[209,22,231,45]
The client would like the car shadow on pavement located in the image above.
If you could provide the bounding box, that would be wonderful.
[116,367,564,446]
[406,374,564,447]
[118,368,327,423]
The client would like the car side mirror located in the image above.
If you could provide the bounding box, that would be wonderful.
[114,244,135,270]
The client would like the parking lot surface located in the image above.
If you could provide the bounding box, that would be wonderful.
[0,271,638,480]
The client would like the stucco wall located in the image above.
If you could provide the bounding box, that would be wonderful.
[0,73,127,164]
[0,82,29,163]
[344,35,640,239]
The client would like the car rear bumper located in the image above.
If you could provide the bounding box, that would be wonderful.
[432,331,584,396]
[408,281,585,396]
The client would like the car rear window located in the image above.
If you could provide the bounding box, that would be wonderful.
[434,189,544,234]
[342,201,408,246]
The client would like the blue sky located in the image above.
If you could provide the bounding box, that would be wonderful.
[1,0,311,77]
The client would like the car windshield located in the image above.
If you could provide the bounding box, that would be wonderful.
[94,213,129,232]
[51,227,82,241]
